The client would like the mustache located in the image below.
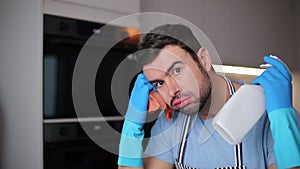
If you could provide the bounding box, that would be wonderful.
[170,92,194,107]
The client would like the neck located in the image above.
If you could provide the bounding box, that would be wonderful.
[198,73,241,120]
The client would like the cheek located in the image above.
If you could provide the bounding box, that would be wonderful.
[157,88,170,104]
[179,71,200,95]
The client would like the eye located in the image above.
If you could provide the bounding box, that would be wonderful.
[153,81,164,88]
[157,81,164,87]
[173,67,181,75]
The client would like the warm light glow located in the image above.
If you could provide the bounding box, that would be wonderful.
[125,27,140,37]
[212,64,266,76]
[124,27,140,45]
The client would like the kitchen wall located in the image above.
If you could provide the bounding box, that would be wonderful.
[0,0,43,169]
[141,0,300,110]
[141,0,296,68]
[297,0,300,67]
[295,0,300,110]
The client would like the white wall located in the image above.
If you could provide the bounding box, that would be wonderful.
[0,0,43,168]
[297,0,300,67]
[294,0,300,110]
[44,0,141,28]
[141,0,297,69]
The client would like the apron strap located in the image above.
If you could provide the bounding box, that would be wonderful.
[178,115,192,164]
[223,75,235,95]
[176,76,245,168]
[234,143,244,168]
[224,76,245,168]
[215,166,246,169]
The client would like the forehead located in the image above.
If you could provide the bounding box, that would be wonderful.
[143,45,190,73]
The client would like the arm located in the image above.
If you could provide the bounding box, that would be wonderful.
[267,164,300,169]
[118,74,154,168]
[268,163,276,169]
[118,157,174,169]
[118,166,143,169]
[144,157,174,169]
[269,108,300,169]
[253,56,300,169]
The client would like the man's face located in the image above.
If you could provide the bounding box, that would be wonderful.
[143,45,211,116]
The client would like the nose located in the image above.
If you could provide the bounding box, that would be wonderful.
[167,77,180,97]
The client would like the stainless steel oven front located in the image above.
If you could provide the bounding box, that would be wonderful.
[43,14,139,169]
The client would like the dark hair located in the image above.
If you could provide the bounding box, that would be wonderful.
[135,24,202,67]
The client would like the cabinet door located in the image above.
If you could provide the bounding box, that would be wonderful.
[44,0,140,28]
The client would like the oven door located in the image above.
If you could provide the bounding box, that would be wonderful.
[43,14,139,169]
[43,14,139,119]
[44,121,123,169]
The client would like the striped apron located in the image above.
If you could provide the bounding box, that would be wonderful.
[174,78,246,169]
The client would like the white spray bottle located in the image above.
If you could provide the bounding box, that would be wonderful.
[212,84,266,145]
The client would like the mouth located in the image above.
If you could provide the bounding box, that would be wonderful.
[172,96,194,109]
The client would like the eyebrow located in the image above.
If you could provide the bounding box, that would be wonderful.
[149,60,183,84]
[167,61,183,73]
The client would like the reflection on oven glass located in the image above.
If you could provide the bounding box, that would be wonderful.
[43,14,140,169]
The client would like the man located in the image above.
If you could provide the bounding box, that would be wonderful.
[118,24,300,169]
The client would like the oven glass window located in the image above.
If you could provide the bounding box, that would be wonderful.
[43,14,140,169]
[43,14,139,119]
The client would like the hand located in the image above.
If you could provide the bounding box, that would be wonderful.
[252,55,293,113]
[118,73,154,167]
[126,73,154,123]
[253,56,300,169]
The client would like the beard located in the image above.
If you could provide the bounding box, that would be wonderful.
[176,88,211,116]
[172,72,211,116]
[180,99,207,116]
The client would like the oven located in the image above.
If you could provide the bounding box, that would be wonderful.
[43,14,139,169]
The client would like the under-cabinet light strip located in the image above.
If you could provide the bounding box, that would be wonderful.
[212,64,265,76]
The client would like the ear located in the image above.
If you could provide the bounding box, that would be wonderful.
[197,47,212,71]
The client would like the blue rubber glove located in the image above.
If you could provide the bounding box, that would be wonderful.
[268,108,300,169]
[118,73,154,167]
[252,55,293,113]
[125,73,154,124]
[252,55,300,169]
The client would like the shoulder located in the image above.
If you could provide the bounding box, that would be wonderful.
[144,111,184,162]
[150,111,181,136]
